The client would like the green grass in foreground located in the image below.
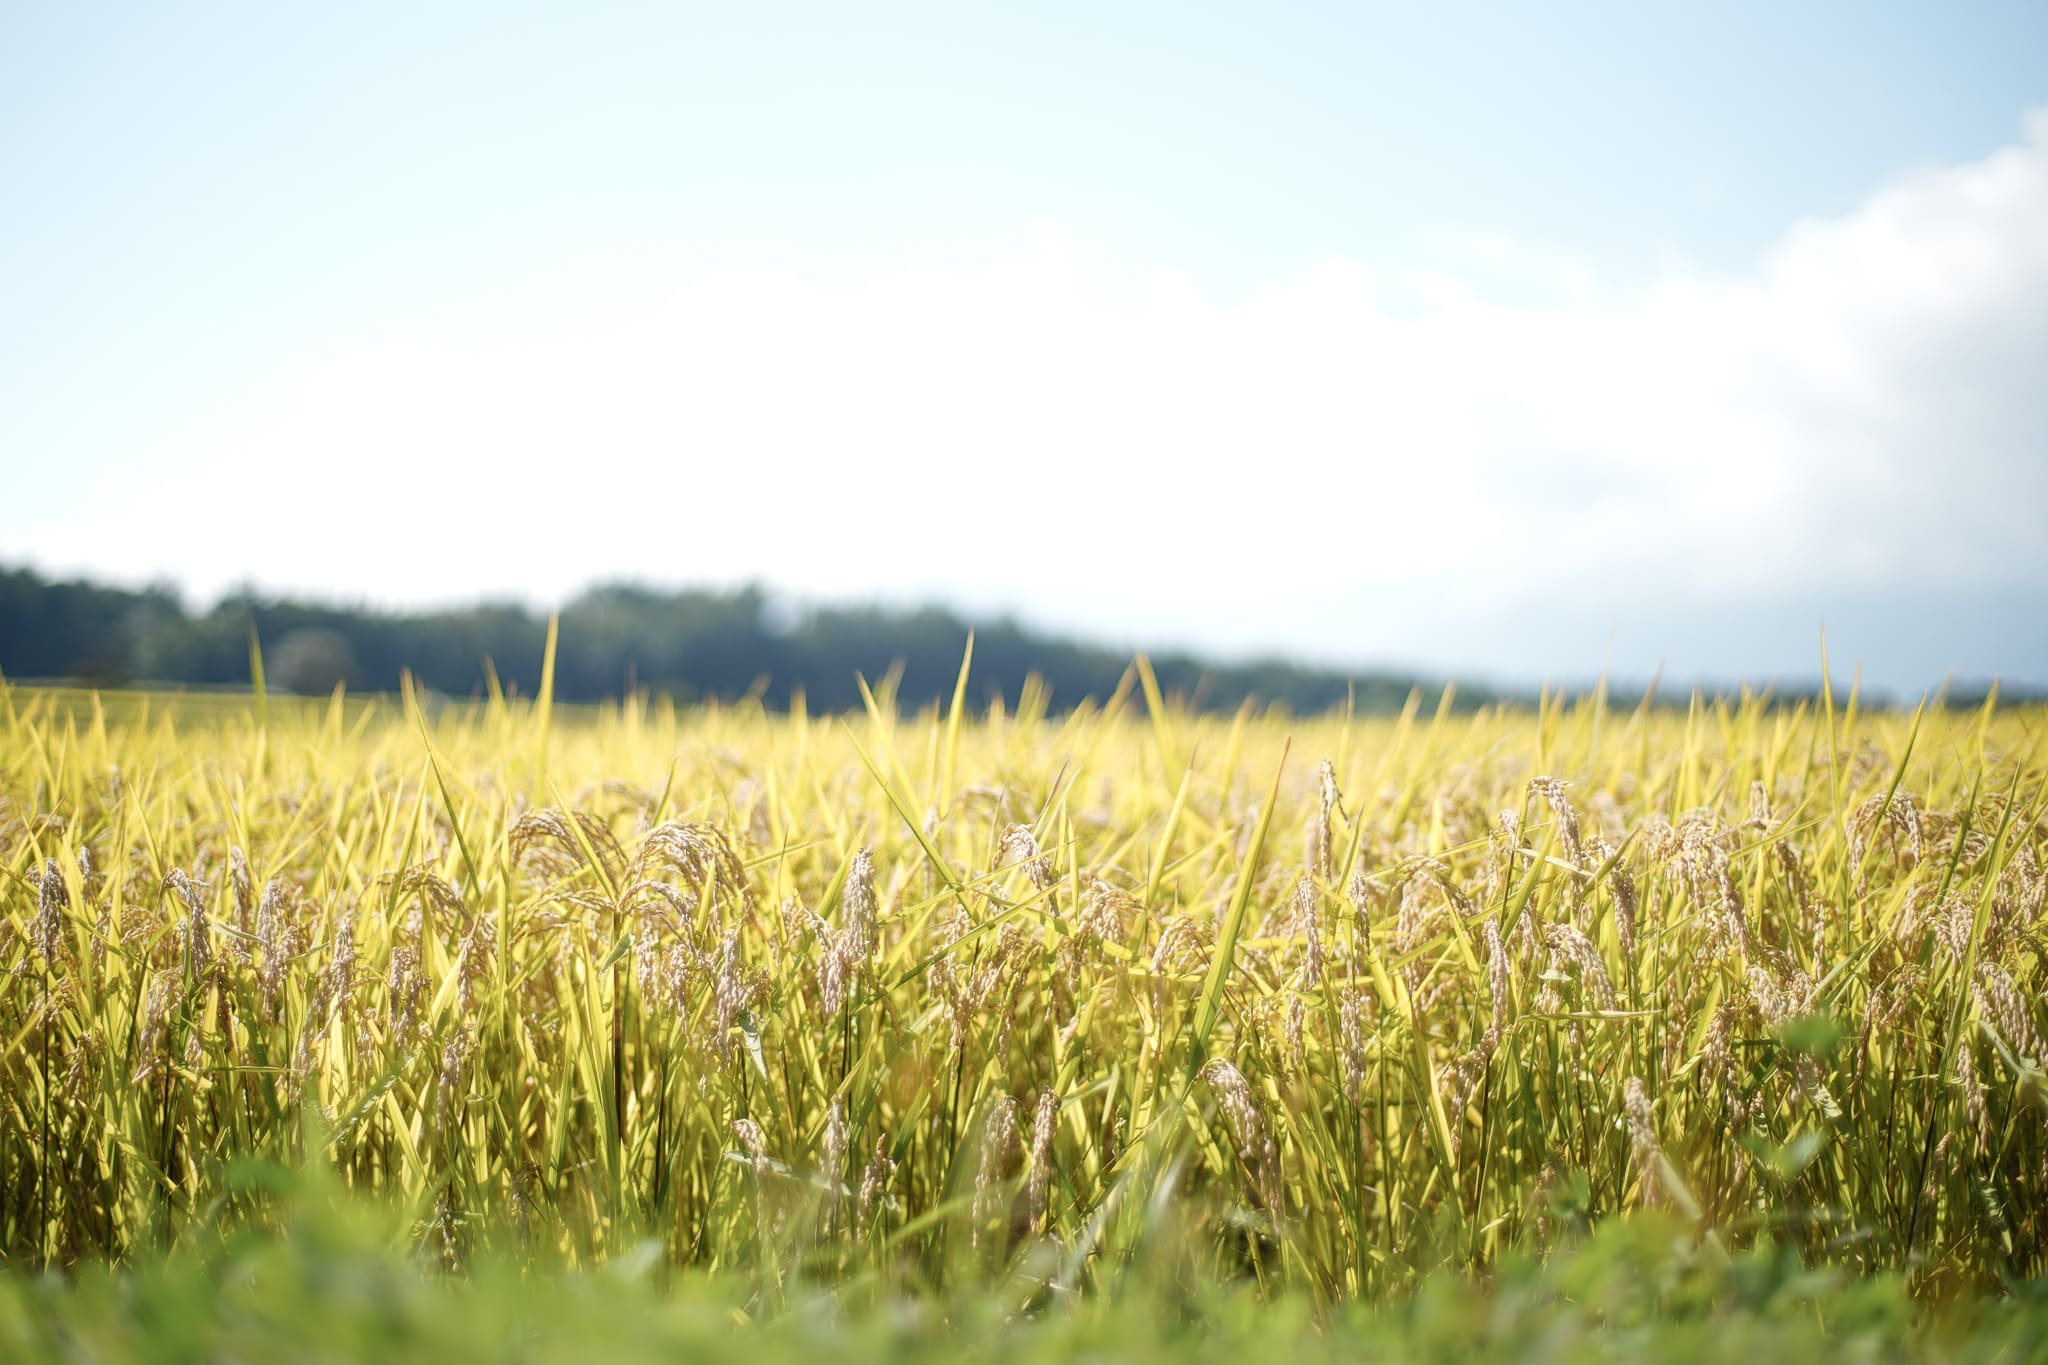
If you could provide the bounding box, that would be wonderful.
[2,1167,2045,1365]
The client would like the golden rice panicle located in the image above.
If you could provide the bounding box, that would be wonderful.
[1623,1077,1660,1209]
[1483,919,1511,1035]
[821,1097,848,1232]
[843,845,878,959]
[1747,779,1774,830]
[29,857,69,971]
[994,824,1055,891]
[1339,986,1374,1105]
[1528,776,1585,875]
[165,868,213,980]
[1294,872,1325,990]
[1024,1088,1059,1234]
[1198,1058,1281,1215]
[1543,923,1615,1010]
[1306,757,1341,882]
[1974,964,2044,1067]
[228,845,255,962]
[857,1134,896,1237]
[974,1094,1020,1248]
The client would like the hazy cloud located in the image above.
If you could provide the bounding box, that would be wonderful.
[11,111,2047,689]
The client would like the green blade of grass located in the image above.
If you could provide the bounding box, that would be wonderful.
[1189,740,1289,1070]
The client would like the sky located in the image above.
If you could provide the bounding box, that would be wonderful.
[3,2,2046,696]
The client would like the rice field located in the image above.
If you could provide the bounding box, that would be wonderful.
[3,654,2046,1353]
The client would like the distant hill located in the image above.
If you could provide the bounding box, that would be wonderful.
[0,564,1488,714]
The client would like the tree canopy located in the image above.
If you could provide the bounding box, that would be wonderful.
[0,565,1474,713]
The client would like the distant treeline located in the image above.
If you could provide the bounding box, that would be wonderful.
[0,564,1487,713]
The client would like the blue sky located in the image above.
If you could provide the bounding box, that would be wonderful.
[4,2,2046,694]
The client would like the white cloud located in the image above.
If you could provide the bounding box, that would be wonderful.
[12,113,2048,685]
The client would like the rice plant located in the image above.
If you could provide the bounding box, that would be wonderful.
[2,660,2043,1308]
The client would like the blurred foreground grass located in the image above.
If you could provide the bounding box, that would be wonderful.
[4,1161,2046,1364]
